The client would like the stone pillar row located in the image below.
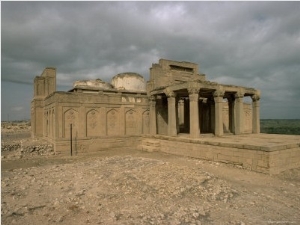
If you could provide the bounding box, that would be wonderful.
[150,88,259,137]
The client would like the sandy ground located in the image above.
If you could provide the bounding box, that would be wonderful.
[1,126,300,225]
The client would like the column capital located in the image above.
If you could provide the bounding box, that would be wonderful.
[251,94,260,102]
[227,94,235,103]
[187,85,200,95]
[213,89,225,98]
[178,99,184,104]
[164,88,176,98]
[234,91,245,99]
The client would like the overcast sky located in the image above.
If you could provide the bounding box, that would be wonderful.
[1,1,300,120]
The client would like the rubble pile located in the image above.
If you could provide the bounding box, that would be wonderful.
[1,143,21,152]
[1,140,54,159]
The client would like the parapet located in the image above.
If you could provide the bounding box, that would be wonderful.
[148,59,206,92]
[73,79,113,90]
[111,72,146,92]
[33,67,56,98]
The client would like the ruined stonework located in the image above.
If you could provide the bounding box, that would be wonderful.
[31,59,260,146]
[147,59,259,137]
[33,60,300,175]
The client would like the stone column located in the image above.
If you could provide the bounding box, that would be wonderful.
[213,89,225,136]
[251,93,260,134]
[234,91,244,135]
[227,95,235,134]
[184,98,190,133]
[188,87,200,138]
[178,99,184,128]
[149,95,157,135]
[165,89,177,136]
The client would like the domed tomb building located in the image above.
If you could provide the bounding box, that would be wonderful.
[31,59,260,155]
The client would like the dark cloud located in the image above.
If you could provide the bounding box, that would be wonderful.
[1,1,300,119]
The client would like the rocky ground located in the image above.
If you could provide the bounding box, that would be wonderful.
[1,122,300,225]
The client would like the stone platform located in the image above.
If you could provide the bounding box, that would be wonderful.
[139,134,300,174]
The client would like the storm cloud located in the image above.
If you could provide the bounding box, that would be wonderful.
[1,1,300,120]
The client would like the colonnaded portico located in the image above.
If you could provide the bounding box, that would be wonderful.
[147,59,260,138]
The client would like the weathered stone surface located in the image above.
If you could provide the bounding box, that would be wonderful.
[73,78,113,90]
[111,72,146,92]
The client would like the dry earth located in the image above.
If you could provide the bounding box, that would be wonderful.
[1,123,300,225]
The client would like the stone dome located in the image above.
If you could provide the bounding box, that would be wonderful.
[73,79,113,90]
[111,72,146,92]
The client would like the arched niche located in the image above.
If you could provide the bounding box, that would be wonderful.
[63,108,78,138]
[142,110,150,134]
[125,109,137,135]
[86,109,100,137]
[106,109,119,136]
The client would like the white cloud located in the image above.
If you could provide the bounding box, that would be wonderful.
[1,1,300,119]
[11,106,24,112]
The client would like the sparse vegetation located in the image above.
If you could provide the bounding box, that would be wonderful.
[261,119,300,135]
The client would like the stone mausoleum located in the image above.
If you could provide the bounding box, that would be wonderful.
[31,59,300,174]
